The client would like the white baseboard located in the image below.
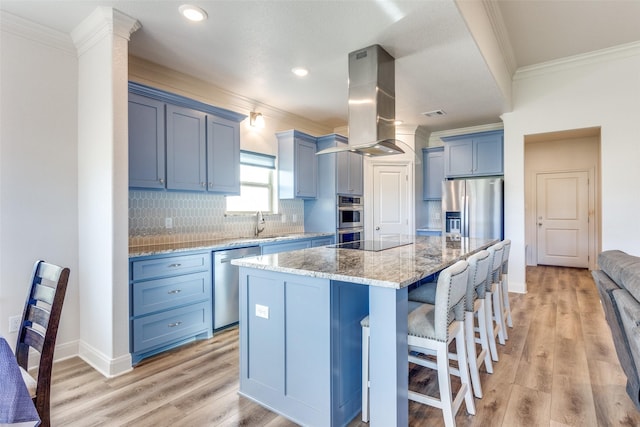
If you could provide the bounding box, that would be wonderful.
[78,340,132,378]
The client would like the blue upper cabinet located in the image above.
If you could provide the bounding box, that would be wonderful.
[337,148,363,196]
[166,104,207,191]
[128,93,166,189]
[316,133,363,196]
[277,130,317,199]
[423,146,444,200]
[128,82,246,193]
[442,130,504,178]
[206,116,240,194]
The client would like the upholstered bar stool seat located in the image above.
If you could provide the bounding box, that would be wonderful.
[408,250,493,399]
[361,260,475,427]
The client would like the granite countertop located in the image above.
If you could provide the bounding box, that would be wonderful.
[232,235,497,289]
[129,232,335,257]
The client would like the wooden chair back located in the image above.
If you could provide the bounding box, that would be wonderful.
[15,260,70,427]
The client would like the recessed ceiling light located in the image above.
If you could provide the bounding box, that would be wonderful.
[292,67,309,77]
[179,4,208,22]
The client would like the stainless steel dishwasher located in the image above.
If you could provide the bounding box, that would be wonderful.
[213,246,261,330]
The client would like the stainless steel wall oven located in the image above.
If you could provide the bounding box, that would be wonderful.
[337,195,364,243]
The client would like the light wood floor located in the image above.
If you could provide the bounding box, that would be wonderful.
[49,266,640,426]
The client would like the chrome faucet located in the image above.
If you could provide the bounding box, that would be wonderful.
[255,211,266,236]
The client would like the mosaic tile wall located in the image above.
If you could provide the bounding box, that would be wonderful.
[426,200,443,229]
[129,190,305,247]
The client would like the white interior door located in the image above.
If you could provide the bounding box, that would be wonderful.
[372,163,410,239]
[536,171,589,267]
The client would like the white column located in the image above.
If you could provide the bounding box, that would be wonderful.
[71,7,140,377]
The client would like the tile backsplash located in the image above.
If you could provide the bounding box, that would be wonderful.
[129,190,304,247]
[426,200,442,229]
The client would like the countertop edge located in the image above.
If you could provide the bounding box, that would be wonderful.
[129,232,335,258]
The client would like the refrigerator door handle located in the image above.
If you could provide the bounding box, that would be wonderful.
[463,194,469,237]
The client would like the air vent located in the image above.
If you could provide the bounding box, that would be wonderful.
[422,109,446,117]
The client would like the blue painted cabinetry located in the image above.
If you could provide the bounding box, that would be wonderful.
[128,82,245,194]
[207,116,240,194]
[442,130,503,178]
[166,104,207,191]
[315,134,363,196]
[238,268,368,427]
[422,146,444,200]
[128,93,166,189]
[276,130,318,199]
[130,251,212,365]
[260,235,334,255]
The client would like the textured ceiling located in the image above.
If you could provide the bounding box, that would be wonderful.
[2,0,639,132]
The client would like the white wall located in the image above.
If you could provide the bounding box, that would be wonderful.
[502,43,640,292]
[0,12,79,356]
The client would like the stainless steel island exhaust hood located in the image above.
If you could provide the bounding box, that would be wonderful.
[317,44,405,157]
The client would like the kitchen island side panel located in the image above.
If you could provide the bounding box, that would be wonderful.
[239,268,331,426]
[330,281,369,425]
[238,268,368,427]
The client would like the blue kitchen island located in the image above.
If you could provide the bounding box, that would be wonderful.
[232,235,496,427]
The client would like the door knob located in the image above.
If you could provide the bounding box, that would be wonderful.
[538,222,543,227]
[375,226,380,230]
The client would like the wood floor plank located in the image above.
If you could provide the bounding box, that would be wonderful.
[550,373,598,427]
[501,384,551,427]
[47,266,640,426]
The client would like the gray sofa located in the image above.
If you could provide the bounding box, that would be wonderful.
[592,250,640,409]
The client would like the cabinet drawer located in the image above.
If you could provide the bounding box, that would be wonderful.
[132,253,210,281]
[132,301,212,353]
[132,271,211,317]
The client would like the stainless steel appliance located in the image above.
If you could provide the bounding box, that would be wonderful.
[442,177,503,240]
[337,227,364,244]
[316,44,405,157]
[337,195,364,229]
[213,246,261,330]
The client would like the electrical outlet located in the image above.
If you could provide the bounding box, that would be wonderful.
[9,315,21,333]
[165,217,173,229]
[255,304,269,319]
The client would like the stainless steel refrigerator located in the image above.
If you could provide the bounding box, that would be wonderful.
[442,177,503,240]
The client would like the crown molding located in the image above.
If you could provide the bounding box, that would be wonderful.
[514,40,640,81]
[71,7,141,56]
[0,11,75,55]
[481,0,517,76]
[428,122,504,146]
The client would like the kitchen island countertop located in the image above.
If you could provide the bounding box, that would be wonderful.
[233,234,498,426]
[232,235,496,289]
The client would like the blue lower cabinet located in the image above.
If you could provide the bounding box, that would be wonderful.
[261,240,312,255]
[238,268,368,427]
[261,236,334,255]
[130,251,212,365]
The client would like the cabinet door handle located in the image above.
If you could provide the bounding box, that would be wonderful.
[167,289,182,294]
[159,178,164,184]
[168,263,182,268]
[201,182,206,187]
[167,321,182,328]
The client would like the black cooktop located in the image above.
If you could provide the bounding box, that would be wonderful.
[328,239,413,252]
